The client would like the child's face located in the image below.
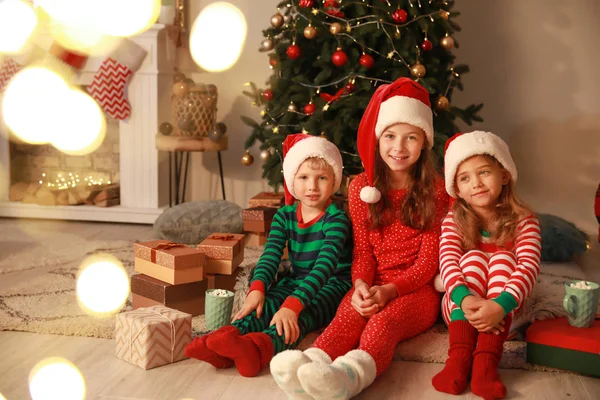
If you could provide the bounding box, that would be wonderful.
[293,160,335,210]
[378,123,425,177]
[455,155,510,214]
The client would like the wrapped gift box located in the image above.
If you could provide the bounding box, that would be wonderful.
[526,317,600,377]
[242,206,277,233]
[197,233,245,275]
[249,192,284,208]
[131,274,214,316]
[133,240,204,285]
[246,232,267,247]
[115,306,192,370]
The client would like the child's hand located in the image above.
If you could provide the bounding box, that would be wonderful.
[232,290,265,322]
[351,280,378,317]
[465,299,505,332]
[270,308,300,345]
[461,295,484,316]
[479,319,506,335]
[368,284,398,310]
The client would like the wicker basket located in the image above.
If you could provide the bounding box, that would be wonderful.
[172,84,218,137]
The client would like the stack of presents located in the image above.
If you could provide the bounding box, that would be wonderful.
[115,191,288,370]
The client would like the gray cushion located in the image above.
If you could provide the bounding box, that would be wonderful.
[154,200,243,245]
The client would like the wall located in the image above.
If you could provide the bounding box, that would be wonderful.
[183,0,600,235]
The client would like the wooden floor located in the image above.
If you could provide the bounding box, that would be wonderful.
[0,331,599,400]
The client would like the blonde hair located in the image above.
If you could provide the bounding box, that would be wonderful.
[301,156,332,172]
[452,155,532,250]
[367,139,439,230]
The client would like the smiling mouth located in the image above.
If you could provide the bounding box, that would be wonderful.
[472,191,488,197]
[390,155,409,161]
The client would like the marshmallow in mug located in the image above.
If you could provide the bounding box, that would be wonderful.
[569,281,594,290]
[211,289,233,297]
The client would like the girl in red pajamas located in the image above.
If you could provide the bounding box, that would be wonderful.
[432,131,541,400]
[270,77,448,400]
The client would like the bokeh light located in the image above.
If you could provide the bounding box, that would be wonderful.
[51,88,106,155]
[190,2,247,72]
[95,0,160,37]
[1,66,68,144]
[28,358,86,400]
[0,392,6,400]
[0,0,38,54]
[76,254,129,315]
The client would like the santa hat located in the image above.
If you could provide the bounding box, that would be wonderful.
[356,77,433,203]
[282,134,343,205]
[444,131,517,198]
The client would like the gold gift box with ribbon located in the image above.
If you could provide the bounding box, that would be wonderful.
[133,240,205,285]
[197,233,245,275]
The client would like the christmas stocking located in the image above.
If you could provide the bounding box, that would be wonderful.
[88,38,147,120]
[0,57,23,92]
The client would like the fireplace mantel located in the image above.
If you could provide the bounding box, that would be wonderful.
[0,25,173,224]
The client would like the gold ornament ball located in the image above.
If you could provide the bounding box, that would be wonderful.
[241,151,254,166]
[330,22,343,35]
[304,25,317,39]
[261,38,274,51]
[288,102,297,112]
[439,10,450,20]
[260,149,271,160]
[436,95,450,110]
[173,81,189,97]
[394,29,402,39]
[410,62,426,78]
[271,13,284,28]
[440,35,455,50]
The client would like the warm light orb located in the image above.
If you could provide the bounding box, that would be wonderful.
[0,392,6,400]
[190,2,247,72]
[0,0,38,54]
[76,254,129,314]
[51,88,106,155]
[95,0,160,37]
[28,358,86,400]
[1,67,68,144]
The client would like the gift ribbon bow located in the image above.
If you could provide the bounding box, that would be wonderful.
[150,242,185,262]
[210,235,235,241]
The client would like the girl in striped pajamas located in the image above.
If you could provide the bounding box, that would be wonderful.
[185,134,353,377]
[271,77,448,399]
[432,131,541,400]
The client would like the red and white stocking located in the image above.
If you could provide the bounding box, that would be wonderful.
[88,38,147,120]
[0,57,23,92]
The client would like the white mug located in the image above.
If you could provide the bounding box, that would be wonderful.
[158,5,176,25]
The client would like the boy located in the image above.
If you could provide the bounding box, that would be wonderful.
[185,134,353,377]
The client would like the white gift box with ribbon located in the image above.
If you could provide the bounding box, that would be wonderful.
[115,306,192,370]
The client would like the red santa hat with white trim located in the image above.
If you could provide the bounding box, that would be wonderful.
[282,134,343,205]
[444,131,518,198]
[356,77,434,203]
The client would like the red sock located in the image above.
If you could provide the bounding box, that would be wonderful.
[207,331,274,377]
[432,320,478,395]
[184,326,238,369]
[471,315,512,400]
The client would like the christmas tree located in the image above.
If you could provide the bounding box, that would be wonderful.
[241,0,482,190]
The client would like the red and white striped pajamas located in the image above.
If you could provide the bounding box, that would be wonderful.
[439,212,542,324]
[311,173,449,376]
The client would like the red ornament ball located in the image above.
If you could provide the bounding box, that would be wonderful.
[359,53,374,69]
[345,83,355,93]
[299,0,314,8]
[304,103,316,115]
[262,89,274,101]
[286,44,301,60]
[392,9,408,24]
[269,58,278,67]
[332,48,348,67]
[421,39,433,52]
